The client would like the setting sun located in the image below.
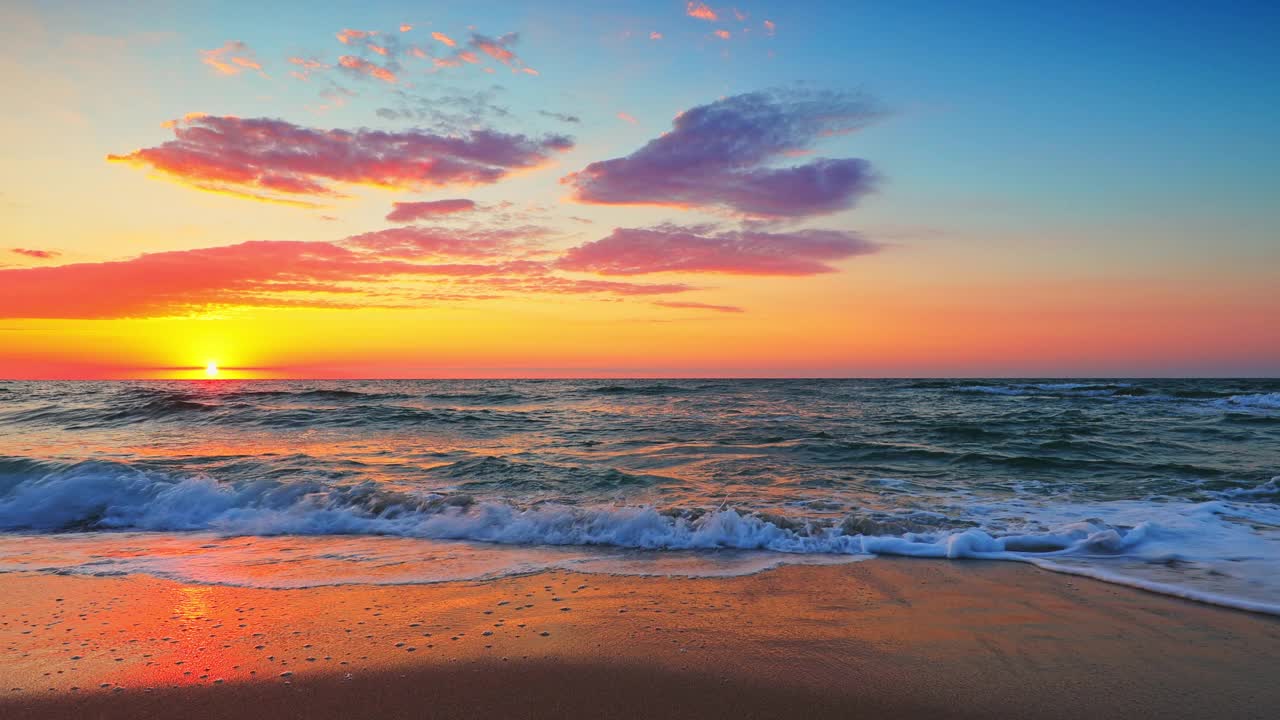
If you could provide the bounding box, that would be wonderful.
[205,361,218,378]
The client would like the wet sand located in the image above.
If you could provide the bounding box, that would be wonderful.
[2,558,1278,719]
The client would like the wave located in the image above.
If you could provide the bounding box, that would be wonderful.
[1,459,1276,613]
[1214,392,1280,412]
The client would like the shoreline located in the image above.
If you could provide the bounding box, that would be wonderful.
[3,558,1278,719]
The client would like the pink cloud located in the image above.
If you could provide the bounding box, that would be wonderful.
[563,89,881,217]
[686,2,718,21]
[386,199,478,222]
[0,232,694,320]
[713,29,731,40]
[763,19,776,35]
[108,115,574,203]
[617,111,638,124]
[338,55,397,83]
[432,31,457,47]
[557,224,881,276]
[650,31,663,40]
[10,248,61,259]
[200,41,264,76]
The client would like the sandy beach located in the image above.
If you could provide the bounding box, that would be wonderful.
[2,558,1277,719]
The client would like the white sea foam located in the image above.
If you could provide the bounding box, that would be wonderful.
[1,461,1277,613]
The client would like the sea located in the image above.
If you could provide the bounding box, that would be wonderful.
[0,379,1276,613]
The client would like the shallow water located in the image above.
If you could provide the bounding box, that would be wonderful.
[0,379,1276,612]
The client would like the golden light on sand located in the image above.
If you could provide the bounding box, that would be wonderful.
[205,361,219,377]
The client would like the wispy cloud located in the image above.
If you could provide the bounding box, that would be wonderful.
[288,56,329,81]
[385,199,478,222]
[653,300,744,313]
[539,110,581,124]
[338,55,397,83]
[558,223,880,276]
[10,248,61,259]
[108,115,574,203]
[199,40,264,76]
[336,29,377,45]
[469,32,536,74]
[563,89,882,217]
[0,232,695,320]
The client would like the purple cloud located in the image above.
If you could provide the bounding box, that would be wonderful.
[386,199,477,222]
[557,224,880,276]
[562,89,881,217]
[108,115,574,204]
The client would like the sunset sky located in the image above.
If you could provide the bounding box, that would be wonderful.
[1,0,1277,378]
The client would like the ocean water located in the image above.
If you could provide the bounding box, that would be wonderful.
[0,379,1276,613]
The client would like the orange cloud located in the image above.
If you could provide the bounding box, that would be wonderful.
[336,29,376,45]
[199,41,264,76]
[287,56,328,80]
[338,55,397,83]
[686,2,718,21]
[400,24,413,32]
[432,31,457,47]
[714,29,731,40]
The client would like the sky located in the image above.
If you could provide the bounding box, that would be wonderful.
[1,0,1277,378]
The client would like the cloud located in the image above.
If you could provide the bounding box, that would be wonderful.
[376,87,511,130]
[337,29,377,45]
[344,225,543,259]
[288,56,329,80]
[108,115,574,203]
[557,223,880,276]
[686,2,718,21]
[714,30,731,39]
[385,199,478,222]
[469,32,536,74]
[199,41,264,76]
[650,32,663,40]
[0,232,693,320]
[763,19,776,35]
[653,300,744,313]
[562,89,881,217]
[432,31,457,47]
[539,110,581,124]
[617,111,638,124]
[10,248,61,259]
[400,24,413,33]
[338,55,397,83]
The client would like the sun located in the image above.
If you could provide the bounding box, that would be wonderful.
[204,361,219,378]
